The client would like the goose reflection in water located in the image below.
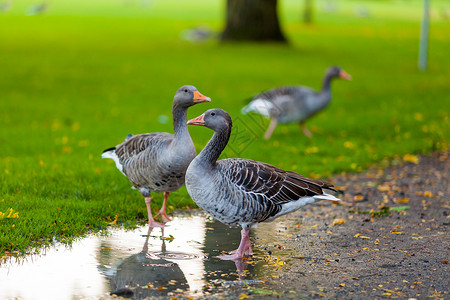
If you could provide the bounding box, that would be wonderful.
[97,214,264,298]
[103,227,188,298]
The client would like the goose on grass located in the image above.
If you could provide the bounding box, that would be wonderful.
[102,85,211,227]
[241,66,351,139]
[186,109,340,259]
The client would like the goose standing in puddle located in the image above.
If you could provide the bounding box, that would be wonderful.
[102,85,211,227]
[186,109,340,259]
[241,66,351,139]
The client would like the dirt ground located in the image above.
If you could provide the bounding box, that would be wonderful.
[213,151,449,299]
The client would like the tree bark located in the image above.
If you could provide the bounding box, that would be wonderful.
[221,0,287,42]
[303,0,314,24]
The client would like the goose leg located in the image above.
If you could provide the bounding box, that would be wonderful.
[217,229,252,260]
[144,197,165,228]
[154,192,172,223]
[264,119,278,139]
[300,122,312,138]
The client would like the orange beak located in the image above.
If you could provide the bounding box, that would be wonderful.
[339,70,352,81]
[193,91,211,103]
[187,113,205,126]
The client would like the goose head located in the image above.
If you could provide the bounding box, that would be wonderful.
[173,85,211,108]
[326,66,352,81]
[187,108,232,132]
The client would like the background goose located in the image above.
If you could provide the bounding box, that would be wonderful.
[186,109,340,259]
[102,85,211,227]
[241,66,351,139]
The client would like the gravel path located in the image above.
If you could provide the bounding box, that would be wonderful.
[215,151,449,299]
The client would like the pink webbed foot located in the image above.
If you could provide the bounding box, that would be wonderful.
[144,196,166,228]
[154,209,172,224]
[216,229,253,260]
[148,220,166,228]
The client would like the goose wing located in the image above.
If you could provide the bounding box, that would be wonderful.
[224,159,336,205]
[115,132,173,162]
[255,86,316,102]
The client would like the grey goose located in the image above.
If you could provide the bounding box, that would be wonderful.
[102,85,211,227]
[185,109,340,259]
[241,66,351,139]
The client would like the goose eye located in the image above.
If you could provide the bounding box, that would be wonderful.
[210,112,216,116]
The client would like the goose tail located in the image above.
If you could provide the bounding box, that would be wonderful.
[313,192,341,202]
[241,98,273,118]
[101,147,125,175]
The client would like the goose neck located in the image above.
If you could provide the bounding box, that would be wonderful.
[172,105,190,140]
[321,74,335,92]
[197,125,231,167]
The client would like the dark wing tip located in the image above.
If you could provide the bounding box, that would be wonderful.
[102,147,116,153]
[322,182,337,192]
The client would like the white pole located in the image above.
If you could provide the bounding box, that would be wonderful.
[418,0,430,71]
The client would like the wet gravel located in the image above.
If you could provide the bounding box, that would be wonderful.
[210,151,449,299]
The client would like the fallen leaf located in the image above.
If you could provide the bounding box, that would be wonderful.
[353,194,365,201]
[394,198,410,203]
[403,153,419,164]
[377,185,390,192]
[389,206,410,212]
[391,230,403,234]
[424,191,435,198]
[332,218,347,226]
[339,283,345,287]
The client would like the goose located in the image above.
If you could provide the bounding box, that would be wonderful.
[185,109,340,259]
[241,66,351,139]
[102,85,211,227]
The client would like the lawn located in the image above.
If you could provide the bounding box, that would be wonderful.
[0,0,449,255]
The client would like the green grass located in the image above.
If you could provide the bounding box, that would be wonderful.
[1,0,449,255]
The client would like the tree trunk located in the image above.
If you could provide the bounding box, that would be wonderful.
[303,0,314,24]
[221,0,287,42]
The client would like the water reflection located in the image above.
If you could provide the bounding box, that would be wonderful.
[104,227,188,298]
[0,211,284,299]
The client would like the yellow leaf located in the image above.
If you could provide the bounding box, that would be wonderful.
[332,218,347,226]
[339,283,345,287]
[414,112,423,121]
[395,198,410,203]
[239,293,249,299]
[391,230,403,234]
[424,191,434,198]
[305,146,319,154]
[360,236,371,239]
[353,194,364,201]
[344,141,355,149]
[403,153,419,164]
[377,185,390,192]
[354,233,360,238]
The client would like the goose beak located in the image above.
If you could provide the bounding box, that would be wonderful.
[187,114,205,126]
[339,70,352,81]
[193,91,211,103]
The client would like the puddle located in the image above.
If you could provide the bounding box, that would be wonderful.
[0,211,295,299]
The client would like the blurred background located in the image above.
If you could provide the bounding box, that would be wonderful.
[0,0,449,252]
